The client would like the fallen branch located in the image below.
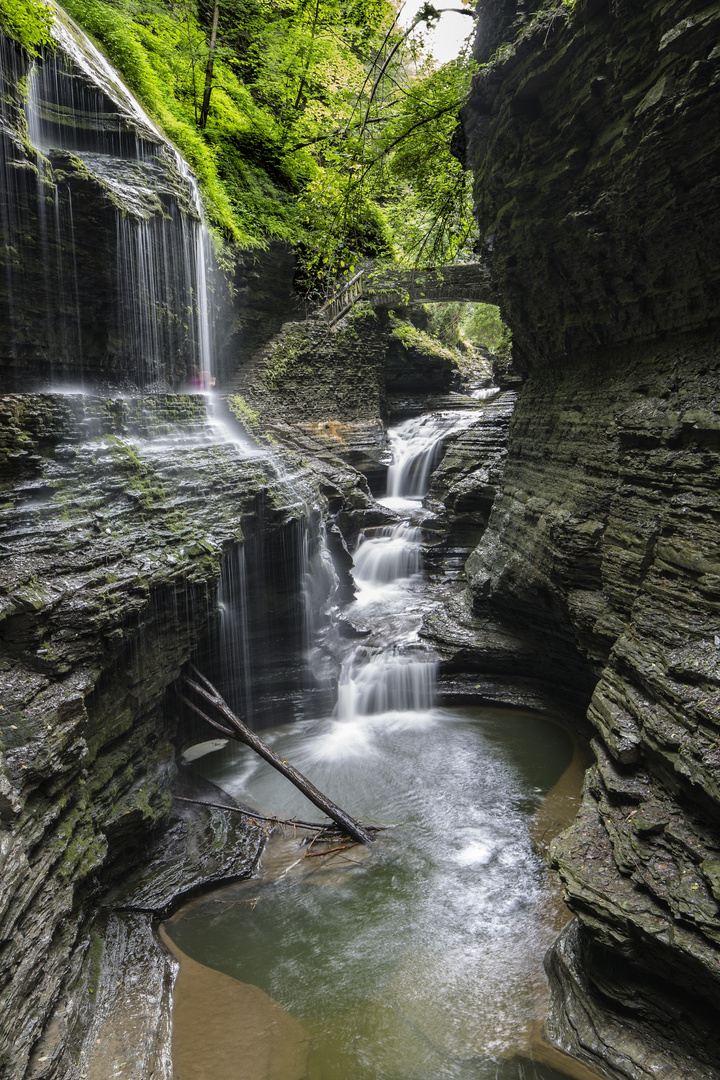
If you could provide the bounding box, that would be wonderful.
[174,794,346,835]
[304,844,354,859]
[179,665,376,845]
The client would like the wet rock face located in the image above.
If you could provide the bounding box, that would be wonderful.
[0,22,213,391]
[218,243,303,380]
[425,390,516,565]
[463,0,720,369]
[464,336,720,1070]
[0,393,326,1079]
[460,1,720,1074]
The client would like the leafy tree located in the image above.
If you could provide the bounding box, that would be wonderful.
[57,0,480,285]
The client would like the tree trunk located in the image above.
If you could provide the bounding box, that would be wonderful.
[199,0,220,129]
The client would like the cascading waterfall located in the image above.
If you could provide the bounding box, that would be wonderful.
[385,410,482,504]
[15,13,215,388]
[351,522,423,585]
[329,412,471,732]
[336,650,437,720]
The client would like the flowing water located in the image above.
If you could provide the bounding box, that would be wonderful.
[167,410,587,1080]
[10,10,215,388]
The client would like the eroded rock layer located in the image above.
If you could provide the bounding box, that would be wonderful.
[457,1,720,1075]
[0,394,343,1079]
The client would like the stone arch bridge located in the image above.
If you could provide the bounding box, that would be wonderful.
[319,263,495,325]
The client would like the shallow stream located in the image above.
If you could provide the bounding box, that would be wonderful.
[165,409,592,1080]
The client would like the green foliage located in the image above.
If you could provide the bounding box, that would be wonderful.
[421,301,511,362]
[423,302,465,348]
[391,318,459,366]
[461,303,512,358]
[59,0,479,280]
[379,46,479,265]
[0,0,53,54]
[61,0,243,239]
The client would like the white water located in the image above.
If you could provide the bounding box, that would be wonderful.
[22,10,215,387]
[326,409,481,737]
[352,522,423,585]
[384,410,482,506]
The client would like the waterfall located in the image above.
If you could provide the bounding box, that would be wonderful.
[385,410,481,504]
[352,523,423,585]
[190,507,339,737]
[217,546,255,725]
[322,409,479,739]
[336,651,437,720]
[5,11,216,389]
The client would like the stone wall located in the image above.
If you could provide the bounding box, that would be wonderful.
[457,1,720,1075]
[0,394,335,1079]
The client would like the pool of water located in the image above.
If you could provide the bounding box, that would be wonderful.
[165,704,582,1080]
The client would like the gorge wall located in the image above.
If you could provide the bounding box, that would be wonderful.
[0,14,366,1078]
[455,1,720,1076]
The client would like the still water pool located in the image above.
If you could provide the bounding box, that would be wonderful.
[165,705,587,1080]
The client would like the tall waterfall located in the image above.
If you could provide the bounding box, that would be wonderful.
[0,11,215,389]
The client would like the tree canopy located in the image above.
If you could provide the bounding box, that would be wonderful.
[44,0,479,286]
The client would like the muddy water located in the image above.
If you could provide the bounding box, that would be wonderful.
[164,707,594,1080]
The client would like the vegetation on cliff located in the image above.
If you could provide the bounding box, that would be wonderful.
[52,0,477,285]
[0,0,53,53]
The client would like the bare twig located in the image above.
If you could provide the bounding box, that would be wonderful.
[174,795,343,833]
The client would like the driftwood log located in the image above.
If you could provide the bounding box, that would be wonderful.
[179,665,376,845]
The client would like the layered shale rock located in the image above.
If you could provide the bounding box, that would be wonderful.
[453,1,720,1075]
[0,394,345,1079]
[464,0,720,368]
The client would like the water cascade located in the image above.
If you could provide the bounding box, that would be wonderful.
[351,521,423,584]
[167,409,581,1080]
[385,410,484,506]
[2,11,215,388]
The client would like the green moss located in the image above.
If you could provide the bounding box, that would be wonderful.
[262,327,314,390]
[227,394,263,435]
[105,433,176,514]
